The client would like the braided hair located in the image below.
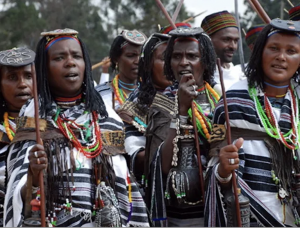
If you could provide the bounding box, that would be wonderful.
[35,36,108,118]
[109,35,125,72]
[164,31,216,84]
[246,24,300,89]
[137,34,169,107]
[0,65,4,122]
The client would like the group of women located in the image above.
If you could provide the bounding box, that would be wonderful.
[1,15,300,227]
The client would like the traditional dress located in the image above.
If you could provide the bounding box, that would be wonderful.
[146,83,219,227]
[0,119,16,227]
[4,88,149,227]
[205,79,300,227]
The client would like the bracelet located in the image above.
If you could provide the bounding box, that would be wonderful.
[215,163,232,184]
[32,185,39,194]
[179,115,188,124]
[170,119,176,129]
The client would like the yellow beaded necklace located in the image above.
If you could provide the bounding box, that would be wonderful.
[3,112,15,141]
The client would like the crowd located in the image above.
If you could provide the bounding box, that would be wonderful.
[1,4,300,227]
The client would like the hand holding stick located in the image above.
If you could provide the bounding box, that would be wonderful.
[217,58,242,227]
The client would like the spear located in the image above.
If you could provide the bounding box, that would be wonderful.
[172,0,184,22]
[181,11,207,23]
[217,58,242,227]
[247,0,271,24]
[155,0,177,29]
[235,0,245,73]
[31,63,46,226]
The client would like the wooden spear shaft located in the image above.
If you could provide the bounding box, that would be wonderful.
[217,58,242,227]
[31,63,46,227]
[155,0,177,29]
[171,0,184,23]
[191,102,205,202]
[247,0,271,24]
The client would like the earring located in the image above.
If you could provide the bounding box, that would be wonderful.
[115,63,119,71]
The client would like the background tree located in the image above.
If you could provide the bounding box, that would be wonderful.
[0,0,191,81]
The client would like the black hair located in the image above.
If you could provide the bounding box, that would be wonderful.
[109,35,126,72]
[246,24,300,89]
[164,34,216,84]
[0,65,4,122]
[137,36,167,107]
[35,36,108,118]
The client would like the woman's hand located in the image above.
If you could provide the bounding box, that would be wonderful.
[218,138,244,178]
[178,74,198,115]
[28,144,47,187]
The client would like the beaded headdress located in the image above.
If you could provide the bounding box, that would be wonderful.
[0,47,35,67]
[141,33,170,58]
[268,18,300,38]
[41,28,80,51]
[119,29,147,49]
[160,22,191,34]
[201,10,238,36]
[289,4,300,21]
[245,24,265,48]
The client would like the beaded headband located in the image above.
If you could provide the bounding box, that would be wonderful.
[119,29,147,49]
[41,28,80,51]
[268,19,300,38]
[0,47,35,67]
[141,33,170,58]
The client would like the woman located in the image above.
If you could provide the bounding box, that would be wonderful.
[0,47,34,226]
[146,27,218,227]
[4,28,149,227]
[205,19,300,227]
[100,29,147,110]
[117,33,171,187]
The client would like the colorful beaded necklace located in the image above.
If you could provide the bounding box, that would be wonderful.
[53,109,103,158]
[250,85,300,154]
[187,82,220,140]
[112,75,136,105]
[3,112,15,141]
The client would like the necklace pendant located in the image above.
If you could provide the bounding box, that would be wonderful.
[278,187,288,200]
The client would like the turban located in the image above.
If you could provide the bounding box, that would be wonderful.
[289,4,300,21]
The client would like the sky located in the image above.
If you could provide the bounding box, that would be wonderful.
[183,0,247,27]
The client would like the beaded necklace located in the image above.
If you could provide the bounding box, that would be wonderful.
[53,109,103,158]
[55,94,82,107]
[112,75,136,105]
[187,82,220,140]
[249,86,300,153]
[3,112,15,141]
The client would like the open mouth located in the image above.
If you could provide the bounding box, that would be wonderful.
[65,73,79,78]
[272,64,286,70]
[16,92,31,99]
[179,70,192,76]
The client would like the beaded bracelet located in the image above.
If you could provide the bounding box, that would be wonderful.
[179,115,188,124]
[170,119,176,129]
[32,185,39,194]
[214,163,232,184]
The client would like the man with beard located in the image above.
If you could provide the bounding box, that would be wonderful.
[201,10,244,94]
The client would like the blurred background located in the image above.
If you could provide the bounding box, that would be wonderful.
[0,0,298,81]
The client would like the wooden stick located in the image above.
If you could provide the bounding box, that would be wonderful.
[155,0,177,29]
[235,0,245,73]
[242,28,247,36]
[92,58,111,70]
[284,8,289,14]
[171,0,184,22]
[31,63,46,227]
[287,0,294,7]
[181,11,207,23]
[191,101,205,203]
[247,0,271,24]
[216,58,241,227]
